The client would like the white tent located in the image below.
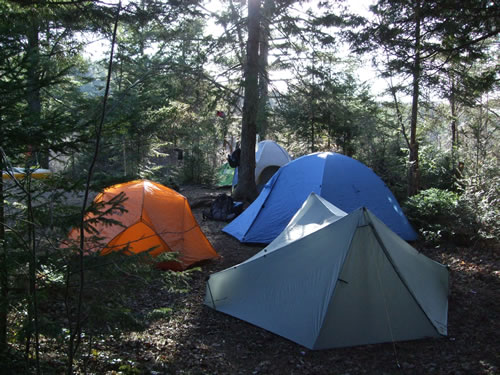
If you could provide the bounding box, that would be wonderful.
[233,140,292,191]
[254,140,291,188]
[205,193,448,349]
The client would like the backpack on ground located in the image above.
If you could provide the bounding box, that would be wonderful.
[203,194,242,221]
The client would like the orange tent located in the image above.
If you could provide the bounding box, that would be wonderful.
[66,179,218,270]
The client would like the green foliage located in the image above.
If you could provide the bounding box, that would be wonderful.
[406,175,500,246]
[278,63,378,156]
[404,188,476,245]
[89,173,139,192]
[418,145,456,191]
[404,188,457,243]
[0,0,498,372]
[459,174,500,242]
[161,267,200,294]
[1,167,198,372]
[359,141,408,202]
[180,146,215,185]
[118,364,142,375]
[352,100,409,201]
[147,307,173,322]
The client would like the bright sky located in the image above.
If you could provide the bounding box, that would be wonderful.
[262,0,386,96]
[84,0,388,96]
[343,0,387,95]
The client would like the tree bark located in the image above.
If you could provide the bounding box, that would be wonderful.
[233,0,260,202]
[408,0,421,197]
[26,17,48,169]
[450,77,458,160]
[0,157,6,356]
[26,177,41,374]
[257,0,272,139]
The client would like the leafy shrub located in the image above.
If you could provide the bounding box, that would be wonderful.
[404,188,475,244]
[418,146,456,191]
[142,165,181,191]
[458,174,500,243]
[180,146,214,185]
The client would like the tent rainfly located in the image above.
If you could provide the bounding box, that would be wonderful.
[64,179,218,270]
[223,152,417,243]
[206,193,448,349]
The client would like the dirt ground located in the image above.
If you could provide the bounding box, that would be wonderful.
[87,184,499,375]
[75,185,500,374]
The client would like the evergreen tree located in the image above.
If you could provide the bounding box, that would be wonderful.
[349,0,499,196]
[233,0,260,202]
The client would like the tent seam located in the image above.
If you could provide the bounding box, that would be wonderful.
[102,219,148,253]
[312,209,361,349]
[219,214,350,276]
[367,213,443,335]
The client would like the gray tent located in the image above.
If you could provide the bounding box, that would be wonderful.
[205,193,449,349]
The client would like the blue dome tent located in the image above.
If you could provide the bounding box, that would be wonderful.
[223,152,417,243]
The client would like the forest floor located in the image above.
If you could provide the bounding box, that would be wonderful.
[85,184,499,375]
[8,184,500,374]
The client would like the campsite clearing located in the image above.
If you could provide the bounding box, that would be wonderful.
[11,185,498,374]
[73,185,498,374]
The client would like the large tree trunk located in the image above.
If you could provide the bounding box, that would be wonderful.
[233,0,260,202]
[26,17,48,169]
[0,159,6,356]
[449,78,458,154]
[256,0,272,139]
[408,0,421,197]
